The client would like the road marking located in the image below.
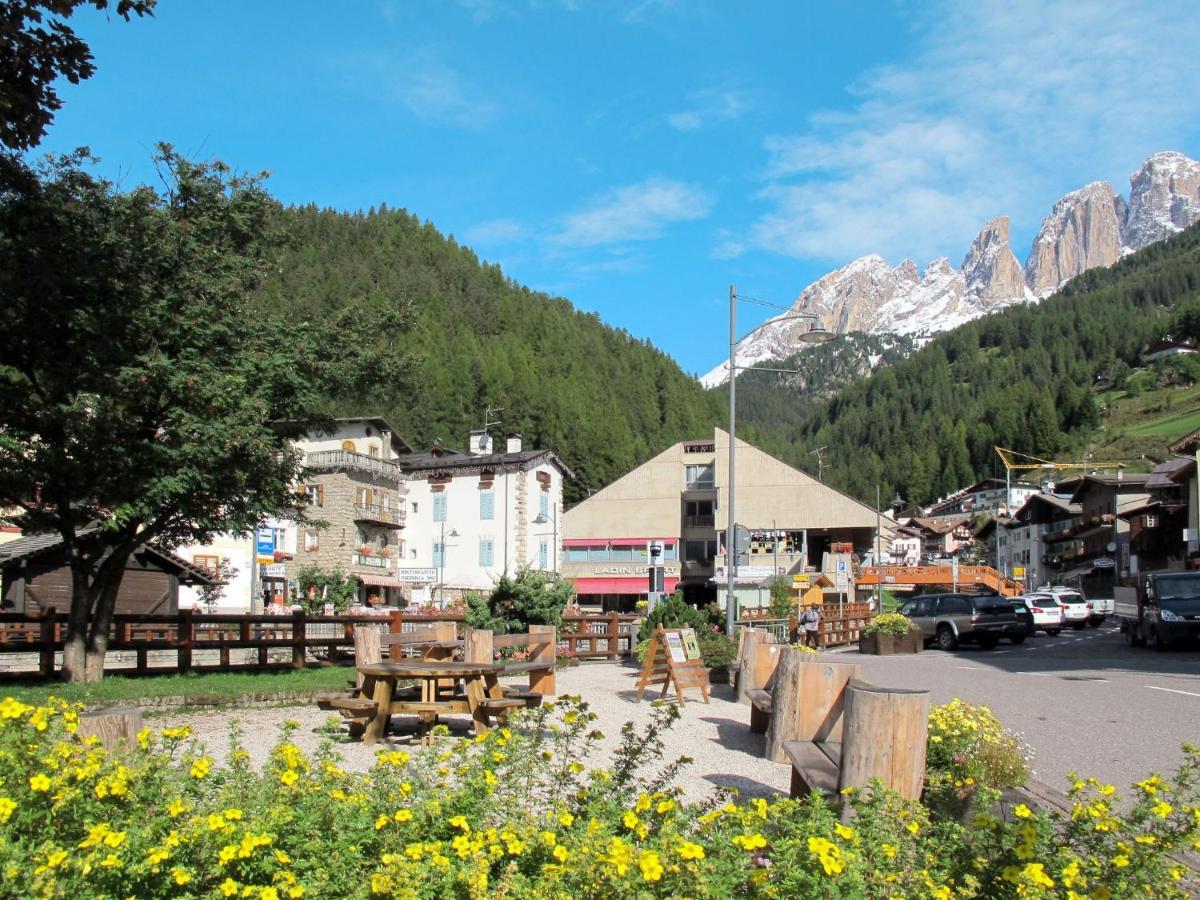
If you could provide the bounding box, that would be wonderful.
[1015,671,1054,677]
[1147,686,1200,698]
[955,665,984,670]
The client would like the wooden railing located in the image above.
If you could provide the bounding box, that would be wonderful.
[0,609,642,678]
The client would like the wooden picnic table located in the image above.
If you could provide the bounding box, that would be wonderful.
[356,660,520,745]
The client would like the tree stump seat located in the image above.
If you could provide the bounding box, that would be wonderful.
[747,688,773,734]
[783,740,841,799]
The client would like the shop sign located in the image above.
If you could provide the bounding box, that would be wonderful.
[256,527,274,556]
[593,565,679,576]
[263,564,287,578]
[713,564,775,583]
[394,567,437,583]
[352,553,390,569]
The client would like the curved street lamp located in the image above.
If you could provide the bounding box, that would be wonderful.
[725,284,835,636]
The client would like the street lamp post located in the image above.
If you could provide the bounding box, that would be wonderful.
[437,524,459,608]
[725,284,834,636]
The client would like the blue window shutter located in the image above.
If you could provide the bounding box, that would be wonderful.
[433,542,444,568]
[433,493,447,522]
[539,541,548,570]
[479,539,494,567]
[480,491,494,520]
[539,492,549,519]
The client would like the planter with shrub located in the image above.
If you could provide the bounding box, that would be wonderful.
[859,612,921,655]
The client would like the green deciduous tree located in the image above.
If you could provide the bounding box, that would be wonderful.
[0,0,155,150]
[0,147,410,681]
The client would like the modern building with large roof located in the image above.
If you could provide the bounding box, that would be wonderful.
[561,428,885,612]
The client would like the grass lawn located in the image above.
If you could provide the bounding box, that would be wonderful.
[0,665,354,708]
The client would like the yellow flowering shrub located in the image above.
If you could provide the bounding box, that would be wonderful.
[925,699,1031,819]
[0,694,1197,897]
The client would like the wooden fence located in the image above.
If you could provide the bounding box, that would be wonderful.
[0,609,641,679]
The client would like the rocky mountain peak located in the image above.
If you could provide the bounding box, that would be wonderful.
[1122,151,1200,250]
[962,216,1026,304]
[1024,181,1123,298]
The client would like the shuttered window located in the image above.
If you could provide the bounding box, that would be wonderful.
[479,539,494,567]
[480,490,495,520]
[433,493,447,522]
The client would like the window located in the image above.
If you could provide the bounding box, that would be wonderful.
[539,540,548,570]
[412,501,419,514]
[684,463,714,489]
[663,543,678,560]
[939,596,971,615]
[479,538,494,567]
[588,546,610,562]
[539,492,549,519]
[609,546,633,562]
[433,493,447,522]
[684,540,717,562]
[302,485,323,508]
[433,542,445,568]
[480,490,495,520]
[356,528,368,547]
[566,547,589,562]
[304,530,319,552]
[341,440,356,451]
[355,486,374,508]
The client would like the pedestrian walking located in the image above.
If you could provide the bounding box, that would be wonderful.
[801,602,822,648]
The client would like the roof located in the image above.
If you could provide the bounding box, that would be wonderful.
[1068,473,1150,503]
[1146,457,1193,490]
[909,516,971,535]
[0,529,215,585]
[396,447,575,480]
[1171,428,1200,456]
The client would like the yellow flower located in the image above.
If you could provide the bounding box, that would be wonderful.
[279,769,299,786]
[752,797,768,819]
[635,795,652,813]
[540,831,557,847]
[190,756,212,779]
[657,798,675,815]
[167,798,188,817]
[622,810,639,829]
[1152,801,1174,818]
[833,823,855,841]
[1023,863,1054,888]
[394,809,413,823]
[218,845,238,864]
[172,867,192,885]
[261,888,280,900]
[220,878,239,897]
[881,843,897,859]
[905,822,920,835]
[558,811,574,827]
[275,849,292,865]
[1112,855,1130,868]
[29,773,51,792]
[0,797,17,822]
[733,833,767,851]
[553,844,569,862]
[677,841,705,860]
[1014,804,1032,819]
[375,814,390,830]
[638,850,664,882]
[448,815,470,831]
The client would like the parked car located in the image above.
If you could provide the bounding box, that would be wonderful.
[1053,590,1091,629]
[896,592,1018,651]
[1006,597,1034,643]
[1020,592,1064,636]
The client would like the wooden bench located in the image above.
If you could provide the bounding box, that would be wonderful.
[464,625,555,705]
[782,676,929,803]
[318,626,422,736]
[747,688,773,734]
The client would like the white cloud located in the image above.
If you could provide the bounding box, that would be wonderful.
[750,0,1200,265]
[554,177,714,247]
[372,52,497,128]
[667,87,751,132]
[462,217,527,245]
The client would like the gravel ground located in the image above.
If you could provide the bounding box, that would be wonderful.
[156,661,791,804]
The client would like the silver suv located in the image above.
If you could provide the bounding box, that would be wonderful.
[897,592,1018,651]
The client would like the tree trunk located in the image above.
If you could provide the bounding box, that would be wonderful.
[64,541,133,684]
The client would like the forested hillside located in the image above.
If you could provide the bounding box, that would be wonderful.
[737,223,1200,505]
[256,205,723,502]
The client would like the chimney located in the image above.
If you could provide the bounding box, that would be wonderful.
[506,433,523,453]
[380,429,392,461]
[468,430,492,456]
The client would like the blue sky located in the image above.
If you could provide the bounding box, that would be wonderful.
[42,0,1200,377]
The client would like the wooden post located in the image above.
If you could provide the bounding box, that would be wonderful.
[352,626,381,690]
[464,627,493,664]
[291,609,306,669]
[529,624,556,695]
[38,606,55,678]
[765,653,861,764]
[177,608,194,674]
[77,707,143,751]
[735,628,766,705]
[607,614,620,660]
[838,677,930,801]
[389,609,404,634]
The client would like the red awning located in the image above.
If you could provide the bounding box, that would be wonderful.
[572,576,680,595]
[356,573,404,588]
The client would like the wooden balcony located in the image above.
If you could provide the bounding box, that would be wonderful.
[354,503,406,527]
[304,449,403,484]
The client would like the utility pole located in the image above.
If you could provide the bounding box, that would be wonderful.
[810,446,827,482]
[875,485,882,612]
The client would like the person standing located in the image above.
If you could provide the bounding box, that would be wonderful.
[801,603,822,648]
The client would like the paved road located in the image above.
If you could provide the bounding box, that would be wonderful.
[841,624,1200,796]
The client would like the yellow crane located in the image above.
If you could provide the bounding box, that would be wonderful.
[994,447,1125,515]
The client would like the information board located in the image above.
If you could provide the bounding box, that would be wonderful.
[635,627,710,705]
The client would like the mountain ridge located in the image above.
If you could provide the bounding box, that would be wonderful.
[702,151,1200,387]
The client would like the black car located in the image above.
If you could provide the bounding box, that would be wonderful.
[1006,597,1033,643]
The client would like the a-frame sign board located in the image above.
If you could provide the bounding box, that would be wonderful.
[635,626,710,704]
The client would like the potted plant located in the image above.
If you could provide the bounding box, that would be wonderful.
[859,612,918,655]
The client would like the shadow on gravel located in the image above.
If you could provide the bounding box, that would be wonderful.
[699,716,764,757]
[702,772,785,801]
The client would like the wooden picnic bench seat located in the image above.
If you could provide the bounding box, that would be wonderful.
[784,740,841,799]
[464,625,556,702]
